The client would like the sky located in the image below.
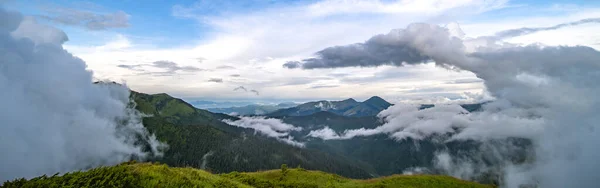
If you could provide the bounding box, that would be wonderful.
[4,0,600,103]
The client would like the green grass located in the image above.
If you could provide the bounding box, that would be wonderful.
[2,162,494,188]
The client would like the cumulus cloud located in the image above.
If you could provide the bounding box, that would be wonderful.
[11,16,68,45]
[207,78,223,83]
[223,116,304,147]
[38,6,129,30]
[284,23,465,69]
[293,19,600,187]
[0,7,163,182]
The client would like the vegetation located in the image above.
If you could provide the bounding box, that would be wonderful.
[2,162,494,188]
[131,92,374,178]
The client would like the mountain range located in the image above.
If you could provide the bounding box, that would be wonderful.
[268,96,392,117]
[131,91,374,178]
[129,91,519,184]
[206,102,298,115]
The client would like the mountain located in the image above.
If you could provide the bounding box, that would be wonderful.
[267,103,524,184]
[131,91,374,178]
[1,162,493,188]
[207,102,298,115]
[268,96,392,117]
[343,96,392,117]
[188,100,256,109]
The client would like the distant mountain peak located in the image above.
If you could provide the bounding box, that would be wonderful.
[267,96,391,117]
[364,96,389,105]
[342,98,357,103]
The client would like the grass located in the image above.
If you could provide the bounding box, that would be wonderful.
[2,162,494,188]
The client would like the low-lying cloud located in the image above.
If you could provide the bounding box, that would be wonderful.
[223,116,304,147]
[295,18,600,187]
[0,7,163,182]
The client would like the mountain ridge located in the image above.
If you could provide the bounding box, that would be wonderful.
[130,91,375,178]
[268,96,392,117]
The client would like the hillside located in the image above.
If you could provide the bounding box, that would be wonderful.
[268,97,392,117]
[130,91,374,178]
[1,162,494,188]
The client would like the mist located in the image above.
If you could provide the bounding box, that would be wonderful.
[292,20,600,187]
[223,116,305,147]
[0,7,163,182]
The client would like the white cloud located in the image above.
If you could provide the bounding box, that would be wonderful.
[0,7,163,182]
[55,1,600,104]
[307,126,341,140]
[289,19,600,187]
[63,0,517,100]
[223,116,305,147]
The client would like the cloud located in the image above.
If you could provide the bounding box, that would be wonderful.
[216,65,236,70]
[233,86,259,96]
[307,126,341,140]
[116,61,204,76]
[283,23,460,69]
[0,7,163,182]
[282,61,301,69]
[117,64,143,70]
[223,116,304,147]
[233,86,248,92]
[281,77,322,86]
[230,74,241,77]
[492,17,600,39]
[151,60,202,73]
[38,6,130,30]
[195,57,206,63]
[208,78,223,83]
[445,78,483,84]
[11,16,68,45]
[293,20,600,187]
[65,0,515,100]
[309,85,339,89]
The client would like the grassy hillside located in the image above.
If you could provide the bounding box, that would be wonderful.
[1,162,494,188]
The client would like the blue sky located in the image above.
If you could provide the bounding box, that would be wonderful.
[4,0,600,103]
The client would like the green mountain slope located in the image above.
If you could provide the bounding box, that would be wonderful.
[1,162,494,188]
[131,91,374,178]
